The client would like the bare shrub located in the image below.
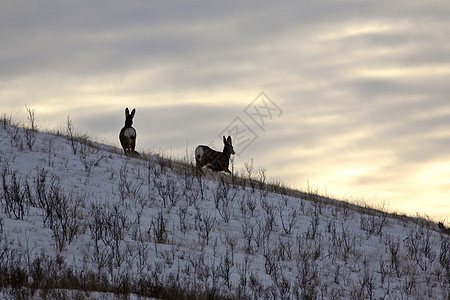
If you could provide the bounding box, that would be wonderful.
[24,105,37,150]
[87,201,129,268]
[278,200,297,235]
[37,174,63,228]
[244,190,257,217]
[378,257,389,287]
[103,203,129,266]
[195,208,215,246]
[34,173,84,252]
[34,168,48,207]
[88,202,108,256]
[25,105,37,132]
[262,241,279,277]
[118,163,142,202]
[66,115,78,155]
[6,124,24,150]
[273,271,291,300]
[333,223,357,262]
[223,233,237,263]
[44,137,55,167]
[214,178,235,223]
[253,217,271,251]
[239,191,256,219]
[384,234,401,276]
[236,254,250,292]
[404,226,436,271]
[87,202,112,276]
[181,159,196,191]
[439,235,450,290]
[1,164,32,220]
[78,141,105,174]
[165,174,182,208]
[257,166,267,192]
[134,242,151,277]
[360,211,388,237]
[151,211,169,244]
[277,236,294,261]
[24,128,36,150]
[216,199,231,223]
[356,262,375,300]
[184,179,202,207]
[295,245,319,299]
[213,178,234,208]
[29,252,58,290]
[187,253,209,290]
[297,232,323,263]
[154,174,181,209]
[241,219,255,254]
[53,192,84,252]
[401,265,417,297]
[243,158,254,179]
[0,113,13,128]
[260,198,277,233]
[217,251,233,289]
[177,204,189,235]
[248,272,264,299]
[305,214,319,240]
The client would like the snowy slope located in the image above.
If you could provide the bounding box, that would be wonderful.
[0,121,449,299]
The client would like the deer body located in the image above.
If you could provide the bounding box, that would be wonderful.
[195,136,235,174]
[119,108,139,156]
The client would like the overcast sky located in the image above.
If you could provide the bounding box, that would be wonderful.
[1,1,450,221]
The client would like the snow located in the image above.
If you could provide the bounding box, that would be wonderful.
[0,121,449,299]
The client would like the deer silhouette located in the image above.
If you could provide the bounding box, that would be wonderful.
[438,222,450,235]
[119,108,139,156]
[195,136,235,174]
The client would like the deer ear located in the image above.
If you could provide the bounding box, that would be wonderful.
[227,136,232,144]
[125,107,130,116]
[131,108,136,117]
[223,136,226,143]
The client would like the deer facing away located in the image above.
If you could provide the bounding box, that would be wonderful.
[119,107,139,156]
[195,136,235,174]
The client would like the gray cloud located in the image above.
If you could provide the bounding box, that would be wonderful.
[1,1,450,219]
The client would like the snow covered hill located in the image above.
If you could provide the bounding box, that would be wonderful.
[0,120,449,299]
